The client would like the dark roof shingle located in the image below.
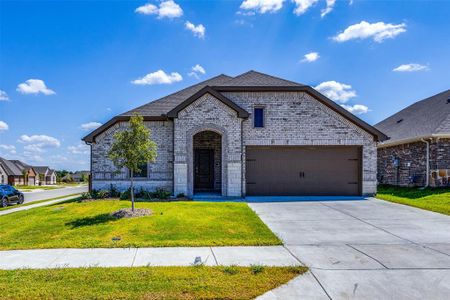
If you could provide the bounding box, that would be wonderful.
[375,89,450,143]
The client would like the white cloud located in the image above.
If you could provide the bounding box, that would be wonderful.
[0,145,16,155]
[68,143,89,155]
[131,70,183,85]
[16,79,55,95]
[188,64,206,78]
[393,63,429,72]
[18,134,60,148]
[341,104,370,115]
[293,0,318,15]
[333,21,406,43]
[301,52,320,63]
[185,21,205,39]
[0,90,9,101]
[239,0,285,14]
[24,144,45,153]
[0,121,8,131]
[135,1,183,18]
[81,122,102,131]
[22,152,44,163]
[315,81,357,103]
[321,0,335,17]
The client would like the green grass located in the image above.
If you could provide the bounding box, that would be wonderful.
[15,185,59,191]
[0,194,81,212]
[0,200,282,249]
[376,185,450,215]
[0,266,306,300]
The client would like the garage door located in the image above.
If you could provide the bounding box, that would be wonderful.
[246,146,361,196]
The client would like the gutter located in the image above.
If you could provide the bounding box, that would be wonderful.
[420,138,431,188]
[378,134,450,148]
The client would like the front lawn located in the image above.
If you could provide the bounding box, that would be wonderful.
[0,266,306,299]
[15,185,59,191]
[0,200,281,249]
[376,185,450,215]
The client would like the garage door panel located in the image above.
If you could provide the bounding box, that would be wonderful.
[246,146,361,196]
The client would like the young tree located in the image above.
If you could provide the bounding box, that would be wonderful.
[108,114,157,211]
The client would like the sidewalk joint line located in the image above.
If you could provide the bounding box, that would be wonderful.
[346,244,389,269]
[209,247,218,266]
[131,248,139,267]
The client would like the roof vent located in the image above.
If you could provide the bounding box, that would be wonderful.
[447,98,450,104]
[396,119,404,124]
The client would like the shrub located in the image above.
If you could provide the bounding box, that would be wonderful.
[80,192,91,200]
[90,189,99,199]
[176,193,185,198]
[152,188,171,200]
[97,190,110,199]
[250,265,264,275]
[120,188,131,200]
[109,184,120,198]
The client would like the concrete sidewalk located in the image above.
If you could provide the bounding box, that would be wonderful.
[0,246,300,269]
[0,194,81,216]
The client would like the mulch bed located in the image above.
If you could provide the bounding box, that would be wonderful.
[111,208,152,219]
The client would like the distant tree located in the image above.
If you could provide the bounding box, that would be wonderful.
[80,173,88,182]
[56,170,70,182]
[108,114,157,212]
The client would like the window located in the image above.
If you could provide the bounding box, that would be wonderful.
[130,163,148,178]
[254,107,264,128]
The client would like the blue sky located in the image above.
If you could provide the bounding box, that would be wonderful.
[1,0,449,170]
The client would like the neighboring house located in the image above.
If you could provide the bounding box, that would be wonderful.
[71,171,90,182]
[33,166,57,185]
[0,158,37,186]
[83,71,387,197]
[62,171,89,182]
[375,89,450,187]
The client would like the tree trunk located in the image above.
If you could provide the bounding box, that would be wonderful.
[130,170,135,212]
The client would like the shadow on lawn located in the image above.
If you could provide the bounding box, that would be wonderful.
[66,213,117,228]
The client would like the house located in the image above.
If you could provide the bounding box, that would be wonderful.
[375,89,450,187]
[83,71,387,197]
[71,171,90,182]
[34,166,57,185]
[0,158,37,186]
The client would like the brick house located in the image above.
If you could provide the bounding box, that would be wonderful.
[0,157,37,186]
[375,89,450,187]
[83,71,387,197]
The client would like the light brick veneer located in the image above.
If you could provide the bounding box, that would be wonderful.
[90,91,379,196]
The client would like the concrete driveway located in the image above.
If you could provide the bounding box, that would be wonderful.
[251,198,450,299]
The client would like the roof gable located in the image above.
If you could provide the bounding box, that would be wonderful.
[219,70,304,87]
[166,86,249,118]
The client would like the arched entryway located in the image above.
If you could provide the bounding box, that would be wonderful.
[193,130,222,194]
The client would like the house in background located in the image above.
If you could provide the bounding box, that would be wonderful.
[0,158,37,186]
[375,89,450,187]
[83,71,387,197]
[33,166,57,185]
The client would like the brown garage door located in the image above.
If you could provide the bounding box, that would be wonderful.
[246,146,361,196]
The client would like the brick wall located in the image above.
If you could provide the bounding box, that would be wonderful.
[91,120,173,192]
[224,91,378,195]
[377,138,450,187]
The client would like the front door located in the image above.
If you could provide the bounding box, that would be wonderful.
[194,149,214,191]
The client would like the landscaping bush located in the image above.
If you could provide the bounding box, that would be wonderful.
[152,188,171,200]
[109,184,120,198]
[176,193,185,198]
[97,190,110,199]
[80,192,91,200]
[120,188,131,200]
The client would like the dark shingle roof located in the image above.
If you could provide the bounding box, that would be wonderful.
[375,89,450,143]
[33,166,50,175]
[0,158,24,176]
[83,70,386,142]
[220,70,304,87]
[121,74,233,117]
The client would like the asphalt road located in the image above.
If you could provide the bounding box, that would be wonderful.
[23,186,88,203]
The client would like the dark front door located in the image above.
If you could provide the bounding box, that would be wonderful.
[194,149,214,191]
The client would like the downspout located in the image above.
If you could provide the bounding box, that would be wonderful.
[241,118,244,198]
[421,138,430,188]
